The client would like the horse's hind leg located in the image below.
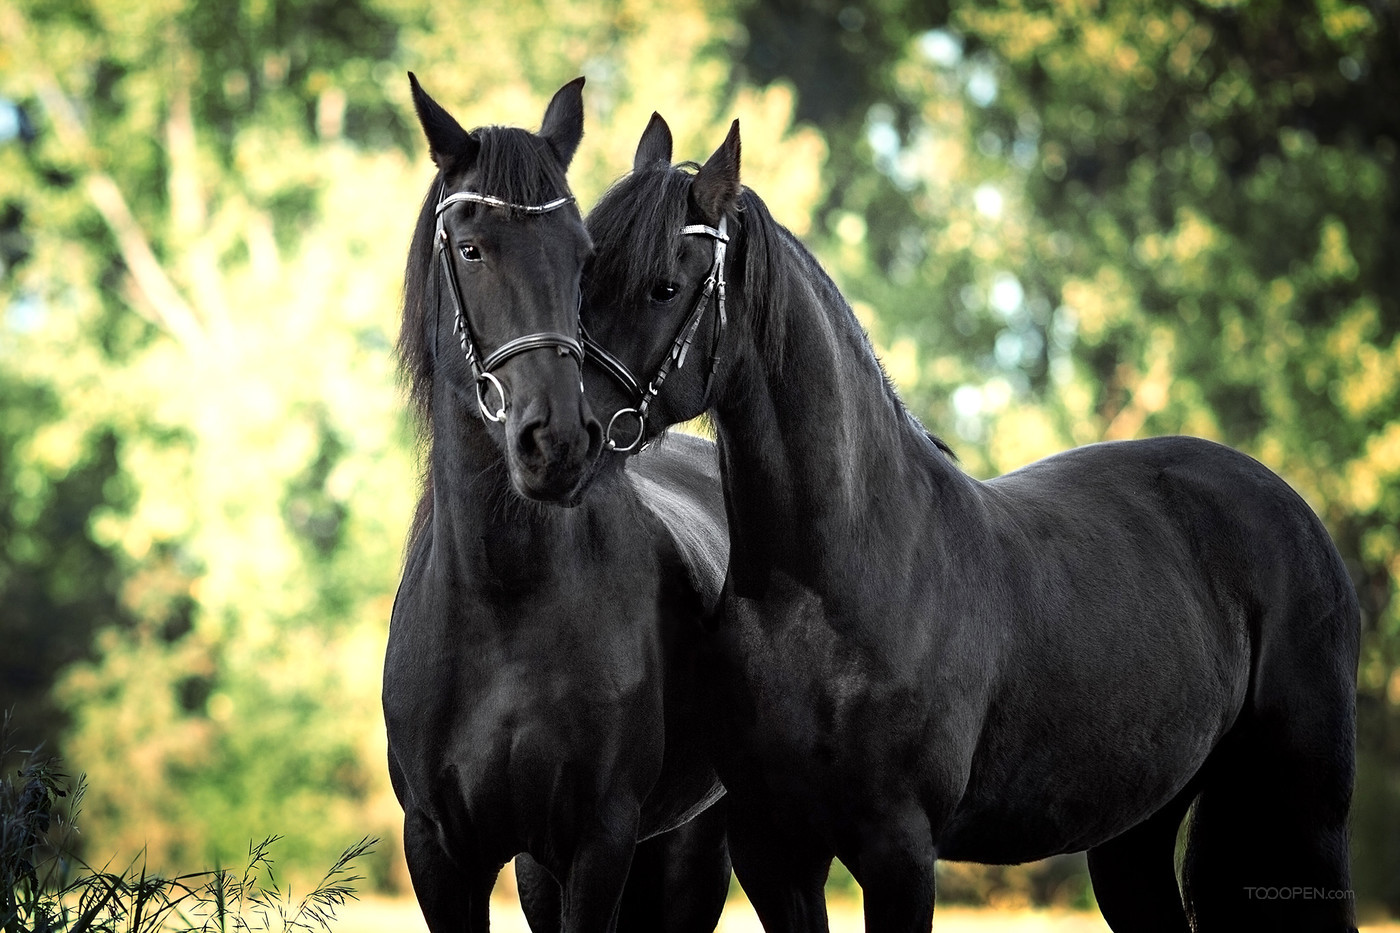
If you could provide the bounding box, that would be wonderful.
[1182,725,1356,931]
[1182,606,1357,931]
[617,803,731,933]
[1086,791,1193,932]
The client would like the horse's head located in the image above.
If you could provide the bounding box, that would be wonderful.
[402,74,602,503]
[580,115,745,454]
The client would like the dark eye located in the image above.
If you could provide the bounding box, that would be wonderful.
[459,243,483,263]
[650,282,679,303]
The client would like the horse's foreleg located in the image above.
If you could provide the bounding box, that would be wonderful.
[846,813,935,933]
[1085,789,1194,932]
[724,795,832,933]
[403,809,496,933]
[516,853,562,933]
[617,801,731,933]
[559,810,642,933]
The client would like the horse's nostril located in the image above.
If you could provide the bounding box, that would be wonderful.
[516,420,545,459]
[514,414,597,469]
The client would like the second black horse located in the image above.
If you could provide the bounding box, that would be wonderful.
[572,115,1358,932]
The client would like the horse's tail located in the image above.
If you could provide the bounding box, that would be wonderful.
[1180,453,1359,932]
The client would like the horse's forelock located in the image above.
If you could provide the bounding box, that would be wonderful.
[468,126,573,207]
[587,165,695,312]
[397,125,577,432]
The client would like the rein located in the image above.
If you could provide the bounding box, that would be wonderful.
[584,215,729,452]
[433,186,583,422]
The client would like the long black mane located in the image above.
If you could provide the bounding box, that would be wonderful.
[586,162,954,457]
[398,126,575,430]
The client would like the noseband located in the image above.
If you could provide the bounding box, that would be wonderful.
[583,216,729,452]
[434,186,583,422]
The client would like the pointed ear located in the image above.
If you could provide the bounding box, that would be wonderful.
[691,120,741,224]
[633,112,673,171]
[540,77,585,167]
[409,72,478,169]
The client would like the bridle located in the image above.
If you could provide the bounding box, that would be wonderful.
[582,215,729,452]
[433,185,584,422]
[433,183,729,445]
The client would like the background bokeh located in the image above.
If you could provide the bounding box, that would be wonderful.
[1,0,1396,918]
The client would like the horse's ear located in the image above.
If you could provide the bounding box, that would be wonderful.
[540,77,586,168]
[691,119,741,224]
[633,112,673,171]
[408,72,478,169]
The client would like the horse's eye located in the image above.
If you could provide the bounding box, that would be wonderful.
[459,243,483,263]
[650,282,679,303]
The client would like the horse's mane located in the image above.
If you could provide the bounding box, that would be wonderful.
[586,162,954,460]
[398,125,575,430]
[397,125,576,552]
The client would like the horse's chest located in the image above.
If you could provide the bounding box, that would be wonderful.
[387,641,666,846]
[714,585,932,789]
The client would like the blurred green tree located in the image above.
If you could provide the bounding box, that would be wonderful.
[1,0,422,883]
[0,378,131,752]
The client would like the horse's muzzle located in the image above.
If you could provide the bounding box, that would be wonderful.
[505,396,604,504]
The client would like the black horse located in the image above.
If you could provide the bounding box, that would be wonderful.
[382,79,731,933]
[571,114,1359,932]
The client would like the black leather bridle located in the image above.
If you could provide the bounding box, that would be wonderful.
[582,216,729,452]
[434,186,730,445]
[433,186,584,422]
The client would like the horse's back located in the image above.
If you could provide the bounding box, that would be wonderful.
[983,434,1357,687]
[989,435,1353,608]
[936,435,1357,859]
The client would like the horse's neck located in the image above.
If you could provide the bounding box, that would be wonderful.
[425,398,588,585]
[715,249,967,602]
